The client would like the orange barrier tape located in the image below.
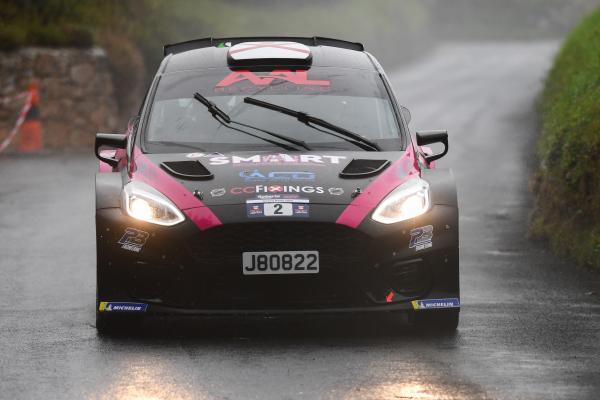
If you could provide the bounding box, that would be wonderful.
[0,93,33,154]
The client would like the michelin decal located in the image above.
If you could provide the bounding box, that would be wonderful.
[411,298,460,310]
[98,302,148,312]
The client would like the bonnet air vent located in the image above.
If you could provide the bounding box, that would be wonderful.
[339,159,391,179]
[160,161,214,180]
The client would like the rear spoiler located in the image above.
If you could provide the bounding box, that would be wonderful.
[163,36,364,56]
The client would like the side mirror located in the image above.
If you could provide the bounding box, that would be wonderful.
[416,130,448,163]
[95,133,127,168]
[400,106,411,124]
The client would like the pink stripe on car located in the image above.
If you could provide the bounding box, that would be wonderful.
[336,146,420,228]
[131,148,222,230]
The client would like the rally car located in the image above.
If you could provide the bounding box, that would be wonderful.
[94,37,459,333]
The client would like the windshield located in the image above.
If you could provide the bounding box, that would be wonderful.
[144,67,404,153]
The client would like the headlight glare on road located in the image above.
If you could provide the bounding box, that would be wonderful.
[122,181,185,226]
[372,178,430,224]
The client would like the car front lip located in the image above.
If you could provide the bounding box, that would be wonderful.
[96,201,459,313]
[113,299,459,316]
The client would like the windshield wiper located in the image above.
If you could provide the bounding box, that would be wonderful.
[193,92,310,151]
[243,97,380,151]
[194,92,231,123]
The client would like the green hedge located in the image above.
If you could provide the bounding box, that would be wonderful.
[531,8,600,269]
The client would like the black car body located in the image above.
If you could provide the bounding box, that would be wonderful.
[94,37,459,332]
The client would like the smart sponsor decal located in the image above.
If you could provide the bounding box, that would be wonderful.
[118,227,149,253]
[98,302,148,312]
[246,198,310,218]
[239,169,315,183]
[186,153,346,166]
[411,298,460,310]
[409,225,433,251]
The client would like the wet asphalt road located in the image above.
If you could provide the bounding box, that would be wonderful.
[1,41,599,400]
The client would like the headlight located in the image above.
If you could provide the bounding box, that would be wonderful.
[122,181,185,226]
[372,178,430,224]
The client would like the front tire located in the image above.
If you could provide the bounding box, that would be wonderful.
[410,309,459,332]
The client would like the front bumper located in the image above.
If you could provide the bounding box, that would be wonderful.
[96,204,459,315]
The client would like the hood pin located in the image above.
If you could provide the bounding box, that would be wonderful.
[193,190,203,200]
[351,188,362,198]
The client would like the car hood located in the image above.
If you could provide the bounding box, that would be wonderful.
[131,149,420,207]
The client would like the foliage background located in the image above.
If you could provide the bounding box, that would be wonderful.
[2,0,596,120]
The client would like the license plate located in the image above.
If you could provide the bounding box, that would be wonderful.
[242,251,319,275]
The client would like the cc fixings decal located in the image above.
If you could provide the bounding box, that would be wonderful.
[246,197,309,218]
[409,225,433,251]
[118,227,149,253]
[411,298,460,310]
[230,185,324,195]
[186,153,346,166]
[98,302,148,312]
[239,169,315,183]
[210,186,344,197]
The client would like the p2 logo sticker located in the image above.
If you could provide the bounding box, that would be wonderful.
[409,225,433,251]
[118,227,149,253]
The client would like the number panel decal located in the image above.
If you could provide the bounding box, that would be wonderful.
[246,198,309,218]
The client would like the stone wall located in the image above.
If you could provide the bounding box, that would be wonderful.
[0,47,119,150]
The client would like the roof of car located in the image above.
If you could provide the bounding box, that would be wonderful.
[161,37,376,74]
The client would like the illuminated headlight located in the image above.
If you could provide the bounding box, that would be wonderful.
[122,181,185,226]
[372,178,430,224]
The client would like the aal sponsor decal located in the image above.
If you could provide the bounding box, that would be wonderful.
[239,169,315,183]
[187,153,346,166]
[215,70,330,88]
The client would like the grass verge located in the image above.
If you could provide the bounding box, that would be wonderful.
[531,8,600,269]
